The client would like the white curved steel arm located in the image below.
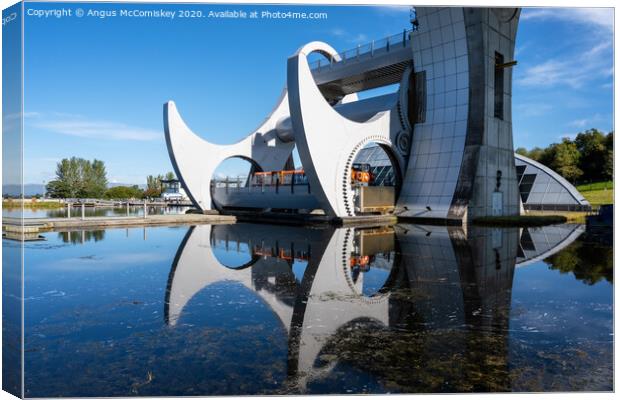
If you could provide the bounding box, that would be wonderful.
[287,42,408,217]
[164,90,294,211]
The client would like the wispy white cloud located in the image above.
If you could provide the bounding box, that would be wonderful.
[516,40,612,89]
[514,42,530,58]
[4,111,41,120]
[2,112,43,132]
[517,8,613,90]
[25,112,161,141]
[329,28,368,44]
[521,8,613,34]
[567,113,605,129]
[568,118,588,128]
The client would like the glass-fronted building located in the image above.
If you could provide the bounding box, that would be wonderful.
[355,146,591,211]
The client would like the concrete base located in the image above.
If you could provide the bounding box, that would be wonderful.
[225,210,398,227]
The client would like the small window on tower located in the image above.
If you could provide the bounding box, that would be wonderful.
[494,52,505,120]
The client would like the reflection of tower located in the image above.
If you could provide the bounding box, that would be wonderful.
[356,224,519,392]
[454,226,518,392]
[455,227,518,333]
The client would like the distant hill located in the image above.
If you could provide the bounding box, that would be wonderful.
[3,184,46,197]
[3,183,146,197]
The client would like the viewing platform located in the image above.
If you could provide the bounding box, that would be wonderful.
[310,29,414,97]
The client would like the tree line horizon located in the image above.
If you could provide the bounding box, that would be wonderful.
[44,156,178,199]
[516,128,612,184]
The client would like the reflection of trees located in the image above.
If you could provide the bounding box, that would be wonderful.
[544,238,612,285]
[57,230,106,244]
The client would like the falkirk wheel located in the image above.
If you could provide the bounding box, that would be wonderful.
[165,7,522,223]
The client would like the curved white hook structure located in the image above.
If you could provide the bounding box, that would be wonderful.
[287,42,410,217]
[164,90,295,211]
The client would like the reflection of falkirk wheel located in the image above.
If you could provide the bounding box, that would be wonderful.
[165,7,524,223]
[164,222,585,388]
[164,224,299,328]
[164,224,395,386]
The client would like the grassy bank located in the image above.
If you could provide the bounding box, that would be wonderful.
[2,200,65,209]
[473,215,567,227]
[576,181,613,192]
[581,190,613,208]
[576,181,613,208]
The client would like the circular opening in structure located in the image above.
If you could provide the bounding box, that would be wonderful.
[350,143,402,215]
[211,156,262,210]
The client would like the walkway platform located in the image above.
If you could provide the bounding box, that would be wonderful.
[2,213,236,234]
[2,211,398,240]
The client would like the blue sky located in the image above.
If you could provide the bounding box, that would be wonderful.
[21,3,614,185]
[513,8,614,148]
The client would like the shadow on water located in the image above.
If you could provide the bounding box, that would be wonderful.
[16,222,613,396]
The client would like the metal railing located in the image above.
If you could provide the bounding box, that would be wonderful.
[64,200,152,220]
[212,175,311,195]
[309,28,413,71]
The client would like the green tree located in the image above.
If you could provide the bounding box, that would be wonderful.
[165,171,176,181]
[104,185,143,200]
[603,132,614,180]
[47,157,83,198]
[526,147,545,162]
[515,147,528,157]
[550,138,583,183]
[46,157,109,198]
[517,129,613,183]
[144,174,164,198]
[83,159,108,198]
[517,146,544,162]
[575,129,608,182]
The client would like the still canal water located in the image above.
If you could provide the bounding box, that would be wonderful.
[5,222,613,396]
